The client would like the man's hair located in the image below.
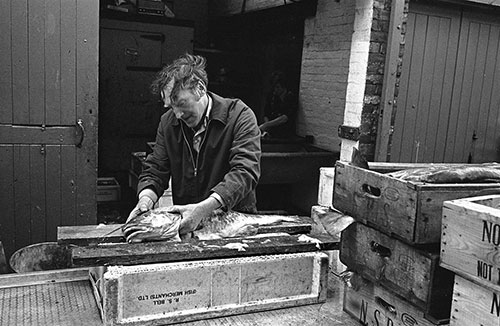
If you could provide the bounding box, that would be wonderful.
[151,53,208,102]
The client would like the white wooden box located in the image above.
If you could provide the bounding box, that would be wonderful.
[94,252,328,326]
[450,274,500,325]
[441,194,500,289]
[318,167,335,207]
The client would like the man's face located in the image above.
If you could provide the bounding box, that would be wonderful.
[161,80,206,128]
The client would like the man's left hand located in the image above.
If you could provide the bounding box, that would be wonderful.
[166,203,209,235]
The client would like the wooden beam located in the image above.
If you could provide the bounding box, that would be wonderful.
[71,234,339,267]
[375,0,405,162]
[0,124,83,145]
[210,0,312,17]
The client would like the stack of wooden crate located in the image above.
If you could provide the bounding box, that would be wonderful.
[441,194,500,325]
[332,161,500,325]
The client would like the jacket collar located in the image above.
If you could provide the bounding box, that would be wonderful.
[171,91,229,127]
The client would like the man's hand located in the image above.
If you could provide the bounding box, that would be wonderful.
[126,190,157,223]
[168,196,222,235]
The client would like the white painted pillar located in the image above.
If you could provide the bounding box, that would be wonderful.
[339,0,373,162]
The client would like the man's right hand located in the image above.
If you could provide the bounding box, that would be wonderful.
[126,189,158,223]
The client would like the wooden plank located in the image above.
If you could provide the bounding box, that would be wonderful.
[0,267,89,289]
[0,0,12,124]
[390,10,415,163]
[30,145,46,244]
[453,21,480,162]
[465,22,489,163]
[0,125,81,145]
[60,0,77,125]
[11,0,29,124]
[421,15,453,163]
[343,278,442,326]
[400,12,428,163]
[341,222,453,322]
[441,195,500,291]
[58,217,313,246]
[433,12,460,163]
[28,0,45,125]
[450,274,500,326]
[375,0,405,162]
[75,0,98,225]
[100,253,327,326]
[0,146,15,260]
[14,146,31,250]
[414,14,439,163]
[61,145,77,226]
[45,0,62,125]
[46,145,62,241]
[71,234,339,267]
[482,25,500,162]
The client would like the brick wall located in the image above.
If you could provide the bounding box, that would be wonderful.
[297,0,356,153]
[298,0,398,161]
[359,0,391,160]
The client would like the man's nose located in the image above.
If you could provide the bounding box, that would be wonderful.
[173,108,183,119]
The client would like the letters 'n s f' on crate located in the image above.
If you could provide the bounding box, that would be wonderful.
[343,276,442,326]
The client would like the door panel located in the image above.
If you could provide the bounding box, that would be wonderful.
[391,3,500,163]
[448,11,500,163]
[0,0,98,261]
[391,4,461,162]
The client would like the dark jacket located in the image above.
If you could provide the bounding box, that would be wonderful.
[137,92,261,213]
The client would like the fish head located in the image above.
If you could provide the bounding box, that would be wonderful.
[122,208,183,242]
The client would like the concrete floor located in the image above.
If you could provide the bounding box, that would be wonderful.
[178,271,360,326]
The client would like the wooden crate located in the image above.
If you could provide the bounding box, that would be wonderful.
[310,205,351,275]
[343,276,447,326]
[450,274,500,325]
[340,222,453,323]
[318,167,336,207]
[441,194,500,289]
[94,252,328,326]
[333,161,500,244]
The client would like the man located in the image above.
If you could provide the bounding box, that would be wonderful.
[259,71,296,139]
[127,53,261,240]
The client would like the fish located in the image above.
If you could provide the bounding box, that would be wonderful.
[122,208,304,243]
[348,148,500,184]
[387,163,500,183]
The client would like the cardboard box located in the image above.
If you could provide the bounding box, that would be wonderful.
[341,222,453,323]
[333,161,500,244]
[97,177,121,202]
[93,252,328,326]
[450,274,500,325]
[343,276,444,326]
[441,194,500,290]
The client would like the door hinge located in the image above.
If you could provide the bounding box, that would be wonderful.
[338,125,360,141]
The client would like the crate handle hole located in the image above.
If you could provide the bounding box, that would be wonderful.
[362,184,381,198]
[370,241,391,258]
